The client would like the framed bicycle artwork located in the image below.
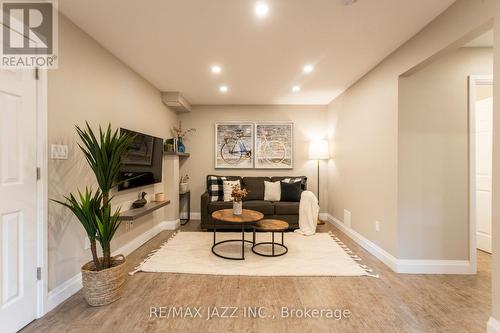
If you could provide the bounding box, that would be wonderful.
[255,122,293,169]
[215,122,254,168]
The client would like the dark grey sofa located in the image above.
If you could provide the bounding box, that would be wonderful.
[200,175,307,230]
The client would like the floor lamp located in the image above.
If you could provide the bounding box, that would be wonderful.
[309,139,330,225]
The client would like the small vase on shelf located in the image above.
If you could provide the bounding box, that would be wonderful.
[177,138,186,153]
[233,200,243,215]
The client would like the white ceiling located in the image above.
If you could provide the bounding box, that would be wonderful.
[464,30,494,47]
[59,0,455,105]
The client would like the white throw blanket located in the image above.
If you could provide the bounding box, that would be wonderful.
[294,190,319,236]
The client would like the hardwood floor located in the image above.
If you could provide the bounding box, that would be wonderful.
[23,221,491,333]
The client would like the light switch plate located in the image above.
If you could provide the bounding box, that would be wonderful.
[51,144,68,160]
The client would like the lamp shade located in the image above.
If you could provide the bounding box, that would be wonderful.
[309,139,330,160]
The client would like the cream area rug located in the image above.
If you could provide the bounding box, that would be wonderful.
[130,231,378,278]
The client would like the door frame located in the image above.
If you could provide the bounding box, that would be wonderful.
[468,74,493,274]
[36,68,48,317]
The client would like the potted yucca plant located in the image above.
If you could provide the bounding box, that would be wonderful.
[54,123,134,306]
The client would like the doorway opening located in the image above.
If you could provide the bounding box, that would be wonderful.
[469,75,493,256]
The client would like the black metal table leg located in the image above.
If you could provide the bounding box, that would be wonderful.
[272,232,275,256]
[211,224,253,260]
[242,224,245,259]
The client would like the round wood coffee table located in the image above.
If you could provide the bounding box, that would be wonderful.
[211,209,264,260]
[252,219,289,257]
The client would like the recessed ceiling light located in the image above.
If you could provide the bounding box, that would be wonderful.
[255,2,269,18]
[292,85,301,92]
[211,65,221,74]
[303,64,314,74]
[219,85,229,93]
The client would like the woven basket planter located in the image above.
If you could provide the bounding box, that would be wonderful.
[81,254,126,307]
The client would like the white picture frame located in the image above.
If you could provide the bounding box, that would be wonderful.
[214,122,254,169]
[255,122,293,169]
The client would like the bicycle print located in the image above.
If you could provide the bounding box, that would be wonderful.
[215,123,254,168]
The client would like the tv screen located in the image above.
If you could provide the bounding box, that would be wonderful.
[118,129,163,191]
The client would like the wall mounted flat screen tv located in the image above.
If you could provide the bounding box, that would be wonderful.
[118,128,163,191]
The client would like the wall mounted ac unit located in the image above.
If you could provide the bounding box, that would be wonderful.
[161,91,191,113]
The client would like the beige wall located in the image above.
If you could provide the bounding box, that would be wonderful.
[178,105,328,211]
[398,47,493,260]
[327,0,496,257]
[48,15,178,290]
[491,1,500,323]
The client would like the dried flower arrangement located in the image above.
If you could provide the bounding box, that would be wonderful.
[231,184,248,202]
[171,121,196,139]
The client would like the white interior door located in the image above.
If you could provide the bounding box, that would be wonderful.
[475,96,493,253]
[0,67,38,332]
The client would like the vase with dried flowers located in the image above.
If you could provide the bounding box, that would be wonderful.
[231,185,248,215]
[171,121,195,153]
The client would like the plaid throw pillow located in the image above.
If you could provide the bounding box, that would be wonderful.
[208,176,227,202]
[282,177,302,184]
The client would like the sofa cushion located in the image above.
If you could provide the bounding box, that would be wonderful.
[242,177,270,201]
[206,175,242,202]
[207,201,233,214]
[280,181,303,202]
[242,200,274,215]
[271,176,307,190]
[274,201,300,215]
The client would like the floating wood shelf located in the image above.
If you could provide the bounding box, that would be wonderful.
[118,200,170,221]
[164,151,190,158]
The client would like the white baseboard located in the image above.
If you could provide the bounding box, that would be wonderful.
[46,273,82,313]
[319,212,329,221]
[189,212,201,220]
[46,220,179,314]
[162,219,180,230]
[488,316,500,333]
[326,214,398,271]
[326,214,473,274]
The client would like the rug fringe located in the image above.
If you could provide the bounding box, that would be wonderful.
[328,231,379,278]
[128,230,180,276]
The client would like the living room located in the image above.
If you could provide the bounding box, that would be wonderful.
[1,1,499,332]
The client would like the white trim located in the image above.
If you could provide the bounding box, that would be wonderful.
[326,214,473,274]
[45,220,179,314]
[326,214,398,271]
[396,259,472,274]
[36,68,49,318]
[319,212,329,221]
[488,317,500,333]
[46,273,82,313]
[468,74,493,274]
[161,219,180,230]
[189,212,201,220]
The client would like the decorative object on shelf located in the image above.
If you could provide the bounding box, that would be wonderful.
[177,138,186,152]
[231,184,248,215]
[53,122,134,306]
[215,122,254,169]
[179,175,190,194]
[164,138,175,152]
[155,192,165,202]
[171,121,195,153]
[308,139,330,226]
[255,122,293,169]
[132,192,147,208]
